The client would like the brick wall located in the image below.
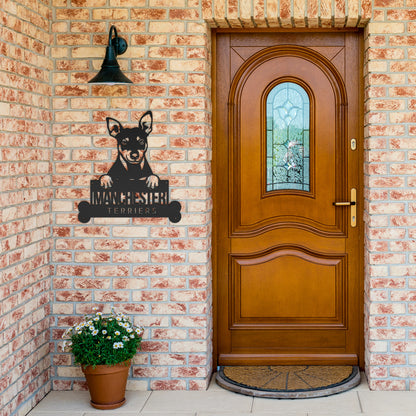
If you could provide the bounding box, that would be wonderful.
[50,0,212,391]
[0,0,53,414]
[3,1,416,414]
[363,1,416,390]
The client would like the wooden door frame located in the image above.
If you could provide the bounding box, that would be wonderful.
[212,29,365,369]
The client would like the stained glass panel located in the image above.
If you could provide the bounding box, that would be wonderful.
[266,82,310,192]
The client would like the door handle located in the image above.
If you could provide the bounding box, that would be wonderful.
[333,188,357,227]
[333,201,355,206]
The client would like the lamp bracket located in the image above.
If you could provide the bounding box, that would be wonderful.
[109,25,128,56]
[114,37,128,55]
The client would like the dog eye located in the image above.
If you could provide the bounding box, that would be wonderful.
[139,139,145,145]
[121,138,129,145]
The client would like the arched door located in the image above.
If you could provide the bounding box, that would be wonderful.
[214,32,363,366]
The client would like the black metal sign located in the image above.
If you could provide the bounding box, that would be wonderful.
[78,111,181,223]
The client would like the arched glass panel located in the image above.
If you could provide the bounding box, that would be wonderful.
[266,82,310,192]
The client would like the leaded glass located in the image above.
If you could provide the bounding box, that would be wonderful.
[266,82,310,192]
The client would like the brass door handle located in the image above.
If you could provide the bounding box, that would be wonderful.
[332,188,357,227]
[333,201,356,206]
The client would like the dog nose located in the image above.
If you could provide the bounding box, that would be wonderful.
[131,152,138,159]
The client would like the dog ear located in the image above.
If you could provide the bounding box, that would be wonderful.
[139,111,153,135]
[106,117,123,137]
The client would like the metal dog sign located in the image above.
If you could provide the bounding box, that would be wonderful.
[78,111,181,223]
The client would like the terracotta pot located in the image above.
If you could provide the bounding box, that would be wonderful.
[81,360,130,410]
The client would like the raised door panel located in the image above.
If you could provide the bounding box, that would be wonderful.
[230,248,346,327]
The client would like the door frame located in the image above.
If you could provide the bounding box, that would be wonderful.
[212,28,365,369]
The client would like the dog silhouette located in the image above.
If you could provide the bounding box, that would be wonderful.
[100,111,159,189]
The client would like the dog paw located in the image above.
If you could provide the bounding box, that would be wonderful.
[100,175,113,188]
[146,175,159,189]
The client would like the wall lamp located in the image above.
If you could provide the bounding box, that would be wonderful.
[89,25,133,84]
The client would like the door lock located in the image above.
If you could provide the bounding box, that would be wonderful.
[333,188,357,227]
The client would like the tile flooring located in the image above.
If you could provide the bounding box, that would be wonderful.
[27,374,416,416]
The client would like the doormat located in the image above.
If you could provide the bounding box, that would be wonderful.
[216,365,360,399]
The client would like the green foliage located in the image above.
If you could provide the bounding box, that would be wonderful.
[62,309,143,367]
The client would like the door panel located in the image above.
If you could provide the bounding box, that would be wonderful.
[214,32,363,366]
[233,250,343,321]
[234,50,343,236]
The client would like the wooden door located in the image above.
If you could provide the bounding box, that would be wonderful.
[214,32,363,366]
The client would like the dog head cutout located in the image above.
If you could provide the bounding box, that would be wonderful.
[100,111,159,189]
[107,110,153,165]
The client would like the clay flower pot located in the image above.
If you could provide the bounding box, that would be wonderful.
[82,360,130,409]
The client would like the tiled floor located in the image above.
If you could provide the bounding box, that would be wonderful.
[27,374,416,416]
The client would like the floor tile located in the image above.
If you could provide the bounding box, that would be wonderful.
[84,413,139,416]
[252,391,361,414]
[27,413,81,416]
[198,413,306,416]
[358,391,416,415]
[361,414,415,416]
[27,392,91,414]
[142,390,253,413]
[307,412,362,416]
[27,391,150,414]
[140,413,195,416]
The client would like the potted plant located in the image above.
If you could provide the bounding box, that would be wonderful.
[62,308,144,410]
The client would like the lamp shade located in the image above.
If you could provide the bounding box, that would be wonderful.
[89,26,132,84]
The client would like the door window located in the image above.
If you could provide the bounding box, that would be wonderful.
[266,82,310,192]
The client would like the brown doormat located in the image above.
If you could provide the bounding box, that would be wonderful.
[216,365,360,399]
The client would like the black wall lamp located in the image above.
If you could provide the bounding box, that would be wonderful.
[89,25,133,84]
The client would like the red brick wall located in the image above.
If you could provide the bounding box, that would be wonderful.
[363,5,416,391]
[3,1,416,414]
[50,0,212,391]
[0,0,53,414]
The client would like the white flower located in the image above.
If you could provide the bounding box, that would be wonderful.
[115,331,120,336]
[116,317,122,321]
[92,330,98,336]
[93,317,99,321]
[62,328,72,338]
[63,340,72,349]
[135,327,144,336]
[89,326,95,331]
[102,330,107,335]
[126,328,133,333]
[92,307,98,311]
[107,336,111,339]
[96,312,102,316]
[130,334,135,339]
[113,342,124,349]
[77,331,82,334]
